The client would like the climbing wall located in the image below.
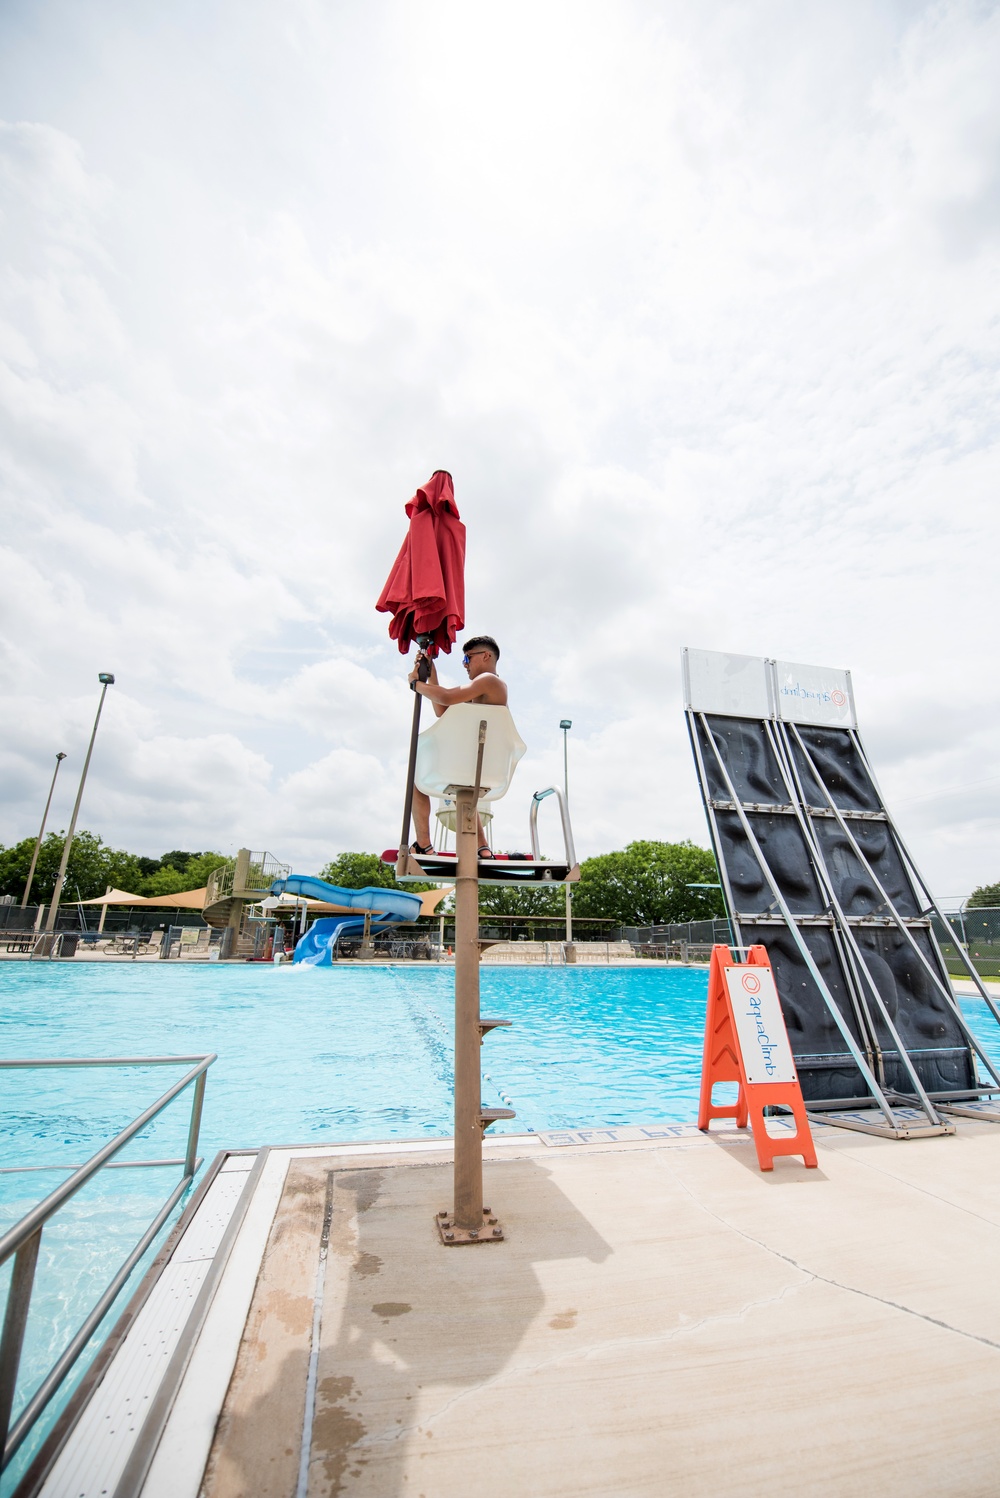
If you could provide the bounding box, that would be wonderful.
[683,649,979,1112]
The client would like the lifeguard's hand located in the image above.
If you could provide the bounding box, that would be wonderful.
[408,651,431,689]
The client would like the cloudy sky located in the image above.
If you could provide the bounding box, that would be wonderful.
[2,0,999,899]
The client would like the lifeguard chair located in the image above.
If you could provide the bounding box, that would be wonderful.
[414,704,525,853]
[391,703,578,884]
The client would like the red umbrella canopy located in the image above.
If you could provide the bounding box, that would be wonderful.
[376,470,466,656]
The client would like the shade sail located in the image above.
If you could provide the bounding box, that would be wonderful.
[375,470,465,656]
[76,888,145,905]
[419,886,453,916]
[140,887,207,909]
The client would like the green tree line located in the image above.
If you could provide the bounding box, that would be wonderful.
[0,833,724,924]
[321,840,723,925]
[968,882,1000,908]
[0,832,227,903]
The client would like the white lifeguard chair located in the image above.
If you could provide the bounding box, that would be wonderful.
[414,705,526,822]
[396,703,576,885]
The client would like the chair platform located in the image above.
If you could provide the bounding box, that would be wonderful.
[382,850,578,885]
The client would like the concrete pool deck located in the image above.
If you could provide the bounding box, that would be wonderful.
[123,1117,1000,1498]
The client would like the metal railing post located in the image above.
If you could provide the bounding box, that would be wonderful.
[0,1054,215,1469]
[184,1072,207,1178]
[0,1228,42,1459]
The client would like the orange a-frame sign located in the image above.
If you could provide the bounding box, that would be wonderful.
[698,943,817,1172]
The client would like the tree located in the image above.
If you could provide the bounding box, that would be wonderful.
[0,831,144,903]
[478,883,564,917]
[181,851,229,888]
[572,840,724,926]
[968,882,1000,909]
[320,852,404,891]
[138,852,226,898]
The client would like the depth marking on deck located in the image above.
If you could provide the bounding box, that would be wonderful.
[537,1120,797,1148]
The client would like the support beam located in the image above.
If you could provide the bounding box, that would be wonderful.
[438,722,505,1245]
[452,783,483,1230]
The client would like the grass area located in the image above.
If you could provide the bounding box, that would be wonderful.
[940,943,1000,980]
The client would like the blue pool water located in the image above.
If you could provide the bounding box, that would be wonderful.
[0,963,714,1180]
[3,962,1000,1492]
[0,960,711,1489]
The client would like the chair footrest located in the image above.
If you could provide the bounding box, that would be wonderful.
[479,1107,516,1132]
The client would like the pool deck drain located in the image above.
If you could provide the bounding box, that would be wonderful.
[68,1119,996,1498]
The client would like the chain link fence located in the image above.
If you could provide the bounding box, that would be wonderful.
[623,916,734,961]
[934,907,1000,980]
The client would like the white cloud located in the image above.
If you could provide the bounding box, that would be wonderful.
[2,1,1000,898]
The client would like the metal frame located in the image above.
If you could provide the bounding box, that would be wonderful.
[528,786,577,870]
[764,717,947,1127]
[687,708,924,1137]
[683,650,997,1138]
[400,784,580,886]
[0,1054,215,1471]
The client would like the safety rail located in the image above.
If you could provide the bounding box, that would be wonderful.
[528,787,577,868]
[205,849,291,909]
[0,1053,216,1472]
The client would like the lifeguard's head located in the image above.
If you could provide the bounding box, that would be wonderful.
[462,635,499,678]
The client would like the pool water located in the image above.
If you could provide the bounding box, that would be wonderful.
[0,960,712,1490]
[3,962,1000,1493]
[0,963,714,1181]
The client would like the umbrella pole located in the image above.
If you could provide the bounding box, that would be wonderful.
[396,638,432,879]
[396,689,423,876]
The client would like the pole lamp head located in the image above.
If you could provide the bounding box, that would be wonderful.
[98,673,115,685]
[56,751,67,762]
[559,719,572,731]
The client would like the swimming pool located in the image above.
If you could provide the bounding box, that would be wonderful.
[1,960,714,1489]
[0,962,711,1179]
[3,961,1000,1493]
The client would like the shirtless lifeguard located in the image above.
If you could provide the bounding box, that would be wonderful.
[407,634,507,856]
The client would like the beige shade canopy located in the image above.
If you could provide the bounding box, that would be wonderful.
[140,887,207,909]
[419,886,453,916]
[75,886,208,909]
[76,888,145,906]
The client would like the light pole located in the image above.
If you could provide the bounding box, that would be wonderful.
[22,751,67,908]
[46,674,115,935]
[560,719,573,945]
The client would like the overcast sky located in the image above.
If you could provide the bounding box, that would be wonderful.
[2,0,999,899]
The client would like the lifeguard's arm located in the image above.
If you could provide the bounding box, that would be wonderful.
[411,673,507,708]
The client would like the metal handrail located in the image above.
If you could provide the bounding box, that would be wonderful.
[206,851,291,910]
[0,1053,215,1469]
[528,787,577,868]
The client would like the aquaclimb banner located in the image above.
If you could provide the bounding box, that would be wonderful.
[682,647,856,729]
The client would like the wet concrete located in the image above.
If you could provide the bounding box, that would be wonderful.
[198,1124,1000,1497]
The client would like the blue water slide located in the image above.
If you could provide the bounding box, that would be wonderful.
[292,915,399,967]
[270,875,422,920]
[269,876,424,967]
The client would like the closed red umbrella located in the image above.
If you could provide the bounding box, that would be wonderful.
[377,470,465,870]
[376,470,465,657]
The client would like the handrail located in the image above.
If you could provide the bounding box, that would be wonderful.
[528,786,577,868]
[0,1054,215,1470]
